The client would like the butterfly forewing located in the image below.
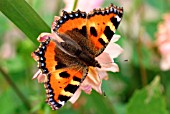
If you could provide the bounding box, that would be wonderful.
[53,4,123,57]
[86,4,123,56]
[54,10,87,34]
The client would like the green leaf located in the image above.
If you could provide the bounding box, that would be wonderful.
[82,91,116,114]
[127,76,168,114]
[145,0,167,13]
[0,88,28,114]
[0,0,50,46]
[143,20,161,40]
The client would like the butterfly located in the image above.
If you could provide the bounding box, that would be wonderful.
[33,3,123,110]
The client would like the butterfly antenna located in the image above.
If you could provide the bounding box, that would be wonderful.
[99,61,114,65]
[99,59,128,66]
[114,59,129,63]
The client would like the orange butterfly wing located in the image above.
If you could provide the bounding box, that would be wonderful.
[86,4,123,55]
[45,67,87,110]
[34,38,88,110]
[53,4,123,56]
[53,10,87,34]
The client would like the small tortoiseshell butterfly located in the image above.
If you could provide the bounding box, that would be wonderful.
[33,3,123,110]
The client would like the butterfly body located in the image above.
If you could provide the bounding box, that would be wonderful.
[33,3,123,110]
[57,33,101,68]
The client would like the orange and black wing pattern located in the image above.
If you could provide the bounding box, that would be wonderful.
[53,10,87,34]
[53,3,123,57]
[33,3,123,110]
[86,4,123,56]
[45,66,87,110]
[33,38,88,110]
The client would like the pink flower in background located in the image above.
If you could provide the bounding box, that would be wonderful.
[63,0,104,12]
[156,14,170,71]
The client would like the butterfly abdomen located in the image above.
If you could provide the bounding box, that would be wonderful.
[60,42,101,68]
[77,51,101,68]
[58,33,101,68]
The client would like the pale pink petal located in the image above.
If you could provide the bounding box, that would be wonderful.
[156,13,170,70]
[63,0,74,11]
[105,43,123,59]
[69,88,82,104]
[32,70,41,80]
[37,33,51,42]
[110,34,121,43]
[159,42,170,56]
[96,69,108,80]
[81,67,102,94]
[95,52,112,66]
[100,63,119,72]
[77,0,104,12]
[63,0,104,12]
[38,32,64,43]
[160,56,170,71]
[159,60,170,71]
[86,67,100,85]
[80,85,92,94]
[96,52,120,72]
[32,70,47,83]
[31,52,39,61]
[37,74,47,83]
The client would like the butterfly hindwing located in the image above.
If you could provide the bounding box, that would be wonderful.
[45,66,87,110]
[34,38,88,110]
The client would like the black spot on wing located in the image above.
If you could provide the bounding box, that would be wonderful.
[80,26,87,37]
[104,26,114,41]
[54,102,62,108]
[73,26,87,37]
[90,27,97,37]
[59,71,70,78]
[55,62,67,69]
[110,16,119,29]
[98,38,106,46]
[73,76,81,82]
[58,95,71,101]
[64,84,79,93]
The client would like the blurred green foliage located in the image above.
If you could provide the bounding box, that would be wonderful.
[127,76,168,114]
[0,0,170,114]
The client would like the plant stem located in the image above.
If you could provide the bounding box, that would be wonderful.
[0,66,31,110]
[72,0,78,11]
[137,29,147,86]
